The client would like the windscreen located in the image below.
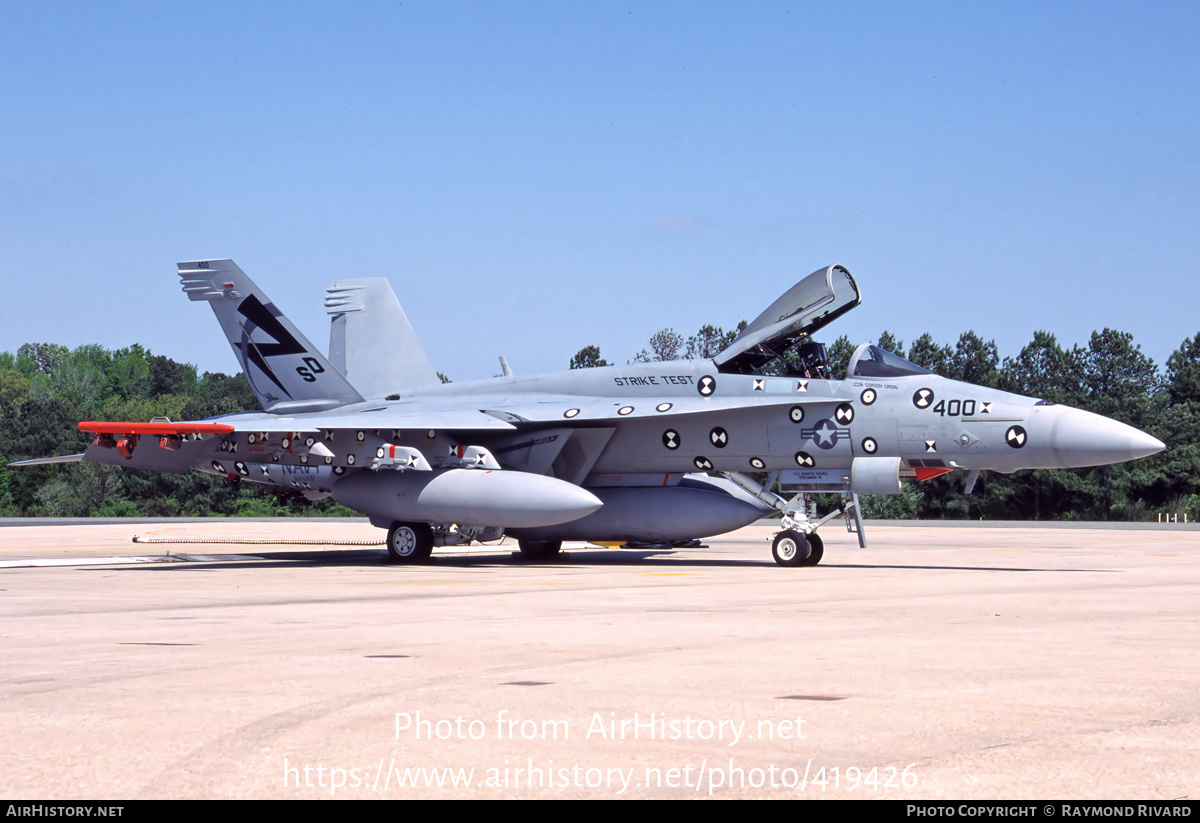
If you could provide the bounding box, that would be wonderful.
[850,345,932,378]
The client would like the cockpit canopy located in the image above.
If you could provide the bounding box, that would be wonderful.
[715,264,861,375]
[846,343,932,378]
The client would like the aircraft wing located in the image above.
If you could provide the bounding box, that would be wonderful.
[80,422,236,435]
[229,406,518,433]
[75,379,854,441]
[78,407,518,438]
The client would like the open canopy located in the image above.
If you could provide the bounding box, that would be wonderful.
[714,264,861,374]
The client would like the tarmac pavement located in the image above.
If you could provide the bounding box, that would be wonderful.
[0,518,1195,799]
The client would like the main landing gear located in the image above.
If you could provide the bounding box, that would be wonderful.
[517,539,562,560]
[386,521,434,563]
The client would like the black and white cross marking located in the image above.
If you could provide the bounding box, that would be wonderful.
[235,461,249,475]
[835,403,855,424]
[698,375,716,396]
[860,388,877,405]
[709,427,728,448]
[694,456,713,470]
[753,379,764,391]
[1005,425,1027,448]
[796,379,809,392]
[913,388,934,409]
[925,440,937,453]
[211,461,224,473]
[662,430,680,450]
[260,465,270,477]
[794,451,815,467]
[980,401,992,414]
[861,437,878,454]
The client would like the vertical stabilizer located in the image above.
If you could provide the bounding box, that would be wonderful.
[178,259,365,412]
[326,278,441,397]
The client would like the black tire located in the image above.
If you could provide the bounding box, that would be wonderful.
[803,532,824,566]
[771,529,810,567]
[387,521,434,562]
[518,539,562,560]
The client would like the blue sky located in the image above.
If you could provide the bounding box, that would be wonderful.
[2,1,1197,381]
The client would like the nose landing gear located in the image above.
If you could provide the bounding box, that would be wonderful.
[771,529,825,567]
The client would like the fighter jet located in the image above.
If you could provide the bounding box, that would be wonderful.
[13,261,1165,566]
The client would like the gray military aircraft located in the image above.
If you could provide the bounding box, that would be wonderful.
[14,261,1165,566]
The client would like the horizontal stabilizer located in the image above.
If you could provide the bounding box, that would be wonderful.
[8,454,86,466]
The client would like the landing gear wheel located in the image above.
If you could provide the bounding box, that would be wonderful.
[387,521,434,563]
[772,529,811,567]
[802,532,824,566]
[518,539,562,560]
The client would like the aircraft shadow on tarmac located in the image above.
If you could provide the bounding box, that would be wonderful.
[86,546,1113,574]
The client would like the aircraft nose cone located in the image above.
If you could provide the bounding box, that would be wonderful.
[1129,430,1167,460]
[1044,406,1165,467]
